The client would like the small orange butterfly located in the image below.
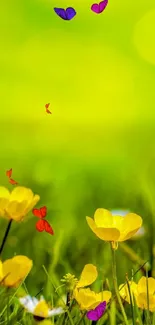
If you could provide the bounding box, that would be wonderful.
[6,168,12,178]
[45,103,52,114]
[6,168,18,185]
[32,206,54,235]
[9,178,18,185]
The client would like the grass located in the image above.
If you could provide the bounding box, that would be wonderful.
[0,156,155,324]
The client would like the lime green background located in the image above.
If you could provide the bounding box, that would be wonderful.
[1,0,155,293]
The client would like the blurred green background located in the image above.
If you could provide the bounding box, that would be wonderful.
[1,0,155,295]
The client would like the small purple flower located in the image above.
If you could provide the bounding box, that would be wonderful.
[86,301,106,321]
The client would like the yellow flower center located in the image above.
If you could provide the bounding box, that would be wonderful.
[34,301,49,318]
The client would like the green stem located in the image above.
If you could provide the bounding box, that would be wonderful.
[63,292,71,325]
[126,274,135,325]
[0,219,13,255]
[110,242,129,325]
[76,312,86,325]
[42,265,74,325]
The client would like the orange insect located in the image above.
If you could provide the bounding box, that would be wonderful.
[9,178,18,185]
[45,103,52,114]
[32,206,54,235]
[6,168,12,178]
[6,168,18,185]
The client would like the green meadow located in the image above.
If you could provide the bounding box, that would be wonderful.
[0,0,155,323]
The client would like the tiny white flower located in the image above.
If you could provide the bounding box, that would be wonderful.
[19,295,64,318]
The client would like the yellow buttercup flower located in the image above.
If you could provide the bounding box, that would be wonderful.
[86,208,142,242]
[0,255,33,287]
[74,287,111,311]
[119,276,155,312]
[119,281,138,304]
[0,186,40,221]
[73,264,111,310]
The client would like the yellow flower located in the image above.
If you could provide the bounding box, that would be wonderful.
[74,287,111,310]
[0,186,40,221]
[119,281,138,304]
[73,264,111,310]
[0,255,33,287]
[119,276,155,312]
[86,208,142,242]
[19,295,64,320]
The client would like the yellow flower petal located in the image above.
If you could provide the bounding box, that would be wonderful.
[34,301,49,318]
[119,282,138,304]
[2,255,33,287]
[113,216,124,230]
[86,217,120,241]
[137,293,155,312]
[5,201,28,221]
[0,186,40,222]
[138,276,155,295]
[0,260,3,280]
[119,213,142,241]
[10,187,34,202]
[24,195,40,215]
[96,290,111,303]
[0,187,10,213]
[94,209,113,227]
[74,288,99,310]
[77,264,98,288]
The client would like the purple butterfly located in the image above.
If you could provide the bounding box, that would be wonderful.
[54,7,76,20]
[91,0,108,14]
[86,301,106,321]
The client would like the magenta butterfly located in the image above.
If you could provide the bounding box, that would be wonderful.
[91,0,108,14]
[86,301,106,321]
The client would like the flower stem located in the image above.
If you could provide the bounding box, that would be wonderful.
[63,292,71,325]
[0,219,13,255]
[110,242,129,325]
[126,273,135,325]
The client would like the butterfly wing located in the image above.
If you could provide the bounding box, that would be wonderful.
[32,208,42,218]
[54,8,67,20]
[46,108,52,114]
[6,168,12,178]
[45,103,50,109]
[91,3,100,13]
[9,178,18,185]
[87,310,98,321]
[99,0,108,12]
[36,219,45,232]
[40,206,47,218]
[66,7,76,20]
[87,301,106,321]
[44,220,54,235]
[96,301,106,319]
